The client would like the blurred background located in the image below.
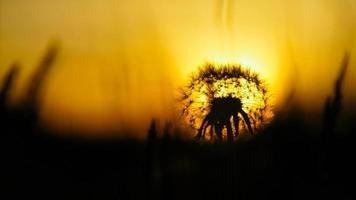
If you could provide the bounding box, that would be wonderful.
[1,0,355,137]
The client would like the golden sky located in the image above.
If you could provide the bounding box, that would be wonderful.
[0,0,356,137]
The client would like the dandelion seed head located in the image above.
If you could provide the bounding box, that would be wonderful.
[179,62,274,133]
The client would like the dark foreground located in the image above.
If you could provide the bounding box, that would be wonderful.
[1,111,355,200]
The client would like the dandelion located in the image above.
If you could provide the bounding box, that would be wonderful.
[179,63,273,142]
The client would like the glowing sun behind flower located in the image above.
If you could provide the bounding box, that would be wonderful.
[180,63,273,141]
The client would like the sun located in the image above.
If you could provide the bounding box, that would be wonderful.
[179,62,273,141]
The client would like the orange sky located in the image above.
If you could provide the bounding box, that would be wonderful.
[0,0,356,137]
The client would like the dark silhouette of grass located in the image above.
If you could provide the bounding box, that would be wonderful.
[0,63,19,108]
[0,63,19,118]
[0,46,355,200]
[26,42,59,108]
[19,41,59,128]
[319,53,350,181]
[323,53,349,137]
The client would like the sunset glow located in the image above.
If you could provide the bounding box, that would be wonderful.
[0,0,355,137]
[2,1,356,198]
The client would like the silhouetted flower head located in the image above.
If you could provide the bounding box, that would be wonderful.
[180,63,273,135]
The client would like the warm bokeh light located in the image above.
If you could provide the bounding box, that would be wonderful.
[0,0,355,137]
